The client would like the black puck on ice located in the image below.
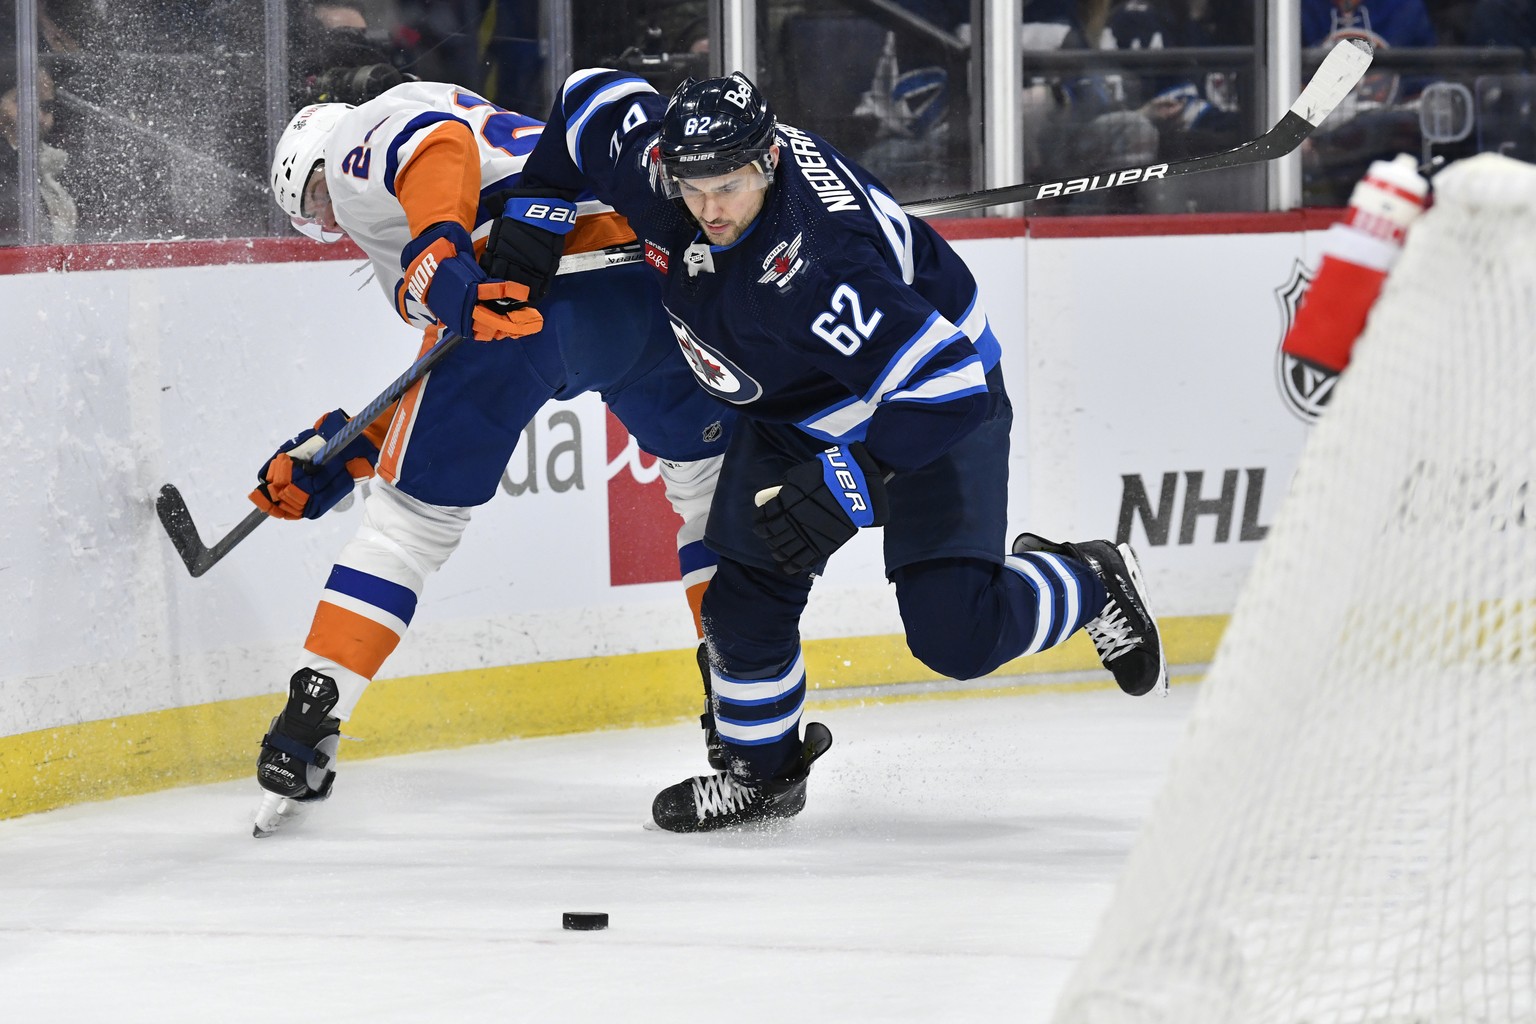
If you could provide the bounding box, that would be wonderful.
[562,911,608,931]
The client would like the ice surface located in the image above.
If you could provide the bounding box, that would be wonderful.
[0,685,1192,1023]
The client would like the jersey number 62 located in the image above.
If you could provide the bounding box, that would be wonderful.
[811,283,883,356]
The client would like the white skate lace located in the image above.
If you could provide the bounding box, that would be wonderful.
[1086,599,1139,662]
[691,773,758,820]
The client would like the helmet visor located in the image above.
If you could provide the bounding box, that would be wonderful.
[659,156,773,202]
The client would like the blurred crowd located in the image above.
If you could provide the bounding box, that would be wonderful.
[1,0,1533,246]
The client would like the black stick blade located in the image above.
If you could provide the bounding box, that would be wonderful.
[156,484,269,577]
[157,483,213,576]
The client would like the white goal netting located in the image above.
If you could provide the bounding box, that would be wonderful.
[1053,153,1536,1024]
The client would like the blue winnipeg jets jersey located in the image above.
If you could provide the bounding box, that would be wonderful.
[522,69,1002,473]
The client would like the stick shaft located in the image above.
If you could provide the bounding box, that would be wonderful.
[903,40,1372,219]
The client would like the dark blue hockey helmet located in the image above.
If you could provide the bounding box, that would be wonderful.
[656,72,777,198]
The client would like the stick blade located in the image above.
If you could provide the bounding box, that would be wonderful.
[156,483,213,577]
[1292,39,1375,127]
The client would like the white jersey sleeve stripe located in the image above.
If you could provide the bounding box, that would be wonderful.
[565,78,655,171]
[864,311,968,404]
[883,355,988,405]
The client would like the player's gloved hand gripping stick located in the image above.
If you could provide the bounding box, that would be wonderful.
[248,409,381,521]
[157,330,467,576]
[159,40,1372,577]
[753,443,890,575]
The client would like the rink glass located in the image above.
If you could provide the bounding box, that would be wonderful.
[0,0,1530,245]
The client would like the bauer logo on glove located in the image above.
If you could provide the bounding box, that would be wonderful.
[752,442,890,574]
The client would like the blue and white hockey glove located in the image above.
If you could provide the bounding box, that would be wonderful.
[752,442,890,575]
[398,221,544,341]
[479,190,578,304]
[249,409,378,521]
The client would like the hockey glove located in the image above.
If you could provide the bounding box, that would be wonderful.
[752,443,890,575]
[399,221,544,341]
[249,409,379,521]
[479,190,578,304]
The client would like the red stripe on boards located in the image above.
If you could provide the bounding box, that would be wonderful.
[0,210,1349,275]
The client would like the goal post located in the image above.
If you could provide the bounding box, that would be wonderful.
[1052,152,1536,1024]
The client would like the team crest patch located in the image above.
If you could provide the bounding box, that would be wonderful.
[667,311,762,405]
[758,232,806,290]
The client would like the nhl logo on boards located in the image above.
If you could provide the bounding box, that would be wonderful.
[758,232,806,290]
[1273,258,1335,422]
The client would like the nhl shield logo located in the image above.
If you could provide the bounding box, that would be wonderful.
[1274,258,1337,422]
[667,310,763,404]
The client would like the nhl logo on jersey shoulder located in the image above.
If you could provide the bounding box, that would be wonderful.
[758,232,806,290]
[684,243,715,277]
[644,240,669,275]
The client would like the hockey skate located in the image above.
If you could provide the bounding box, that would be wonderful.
[1012,533,1169,696]
[695,642,729,772]
[650,721,833,833]
[252,668,342,838]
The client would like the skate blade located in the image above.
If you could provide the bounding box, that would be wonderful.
[252,791,306,838]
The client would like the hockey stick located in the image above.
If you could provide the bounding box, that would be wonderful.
[156,329,465,577]
[156,246,642,577]
[160,43,1370,577]
[903,39,1374,219]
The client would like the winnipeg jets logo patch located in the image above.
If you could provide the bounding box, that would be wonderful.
[667,310,762,405]
[758,232,806,290]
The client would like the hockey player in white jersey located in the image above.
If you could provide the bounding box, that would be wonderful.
[249,82,733,836]
[512,71,1169,832]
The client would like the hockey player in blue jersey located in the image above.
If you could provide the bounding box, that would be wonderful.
[511,70,1168,833]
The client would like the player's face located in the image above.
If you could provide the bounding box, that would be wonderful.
[676,155,774,246]
[300,168,339,234]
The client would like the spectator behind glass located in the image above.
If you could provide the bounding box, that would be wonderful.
[1301,0,1438,205]
[0,56,78,244]
[1098,0,1244,162]
[289,0,406,107]
[1467,0,1536,43]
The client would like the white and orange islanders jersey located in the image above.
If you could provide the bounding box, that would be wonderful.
[319,80,634,329]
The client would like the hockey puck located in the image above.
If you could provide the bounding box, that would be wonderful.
[562,912,608,931]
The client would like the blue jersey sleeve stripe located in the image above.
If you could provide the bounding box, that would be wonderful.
[565,77,655,172]
[323,564,419,624]
[798,397,873,443]
[383,112,467,197]
[865,312,970,403]
[955,291,1002,369]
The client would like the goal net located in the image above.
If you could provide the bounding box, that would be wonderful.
[1052,153,1536,1024]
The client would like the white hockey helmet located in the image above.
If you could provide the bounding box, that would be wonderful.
[270,102,353,232]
